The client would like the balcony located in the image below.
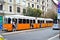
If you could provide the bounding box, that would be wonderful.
[0,0,5,4]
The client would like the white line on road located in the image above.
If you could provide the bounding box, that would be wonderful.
[48,34,59,40]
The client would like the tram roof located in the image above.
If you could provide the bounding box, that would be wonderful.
[4,15,53,21]
[4,15,36,20]
[37,18,45,20]
[45,18,53,21]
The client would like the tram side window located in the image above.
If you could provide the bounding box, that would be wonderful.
[40,20,44,23]
[40,20,42,23]
[26,19,29,23]
[42,20,44,23]
[46,21,52,23]
[33,20,35,23]
[18,19,22,23]
[8,18,11,24]
[4,18,8,24]
[12,18,17,24]
[30,20,32,23]
[49,21,53,23]
[38,20,40,23]
[46,21,49,23]
[23,19,26,23]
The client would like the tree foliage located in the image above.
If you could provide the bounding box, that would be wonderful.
[23,7,42,17]
[44,9,57,19]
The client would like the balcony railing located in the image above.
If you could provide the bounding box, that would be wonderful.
[0,0,5,4]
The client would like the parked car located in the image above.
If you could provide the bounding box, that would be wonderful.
[53,24,60,30]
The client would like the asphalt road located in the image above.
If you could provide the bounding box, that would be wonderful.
[2,28,60,40]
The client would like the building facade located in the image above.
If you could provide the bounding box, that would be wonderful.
[0,0,55,16]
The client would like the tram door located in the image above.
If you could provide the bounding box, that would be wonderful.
[0,16,3,30]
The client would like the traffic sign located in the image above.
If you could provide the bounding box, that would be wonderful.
[58,2,60,8]
[58,8,60,13]
[58,1,60,19]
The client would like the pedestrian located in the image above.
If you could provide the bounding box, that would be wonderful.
[12,22,16,31]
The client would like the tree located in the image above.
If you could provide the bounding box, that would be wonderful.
[44,9,57,19]
[23,7,42,17]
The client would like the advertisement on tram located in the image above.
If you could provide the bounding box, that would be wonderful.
[0,16,3,30]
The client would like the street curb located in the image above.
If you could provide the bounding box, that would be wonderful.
[1,28,51,36]
[1,29,39,35]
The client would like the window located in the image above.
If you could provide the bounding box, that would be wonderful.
[12,18,17,24]
[37,0,39,2]
[16,0,20,3]
[28,3,30,7]
[0,5,3,10]
[46,21,52,23]
[26,19,29,23]
[18,19,22,23]
[47,0,48,2]
[40,20,44,23]
[42,1,44,4]
[47,4,48,7]
[42,6,44,10]
[4,18,8,24]
[32,4,34,7]
[32,0,34,1]
[30,20,32,23]
[17,7,20,13]
[23,0,26,2]
[37,5,39,8]
[23,19,26,23]
[9,6,12,12]
[38,20,40,23]
[9,0,12,2]
[33,20,35,23]
[8,18,11,24]
[23,9,26,14]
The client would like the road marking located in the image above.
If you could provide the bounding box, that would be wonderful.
[48,34,59,40]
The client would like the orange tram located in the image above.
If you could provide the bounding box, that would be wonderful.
[2,15,53,31]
